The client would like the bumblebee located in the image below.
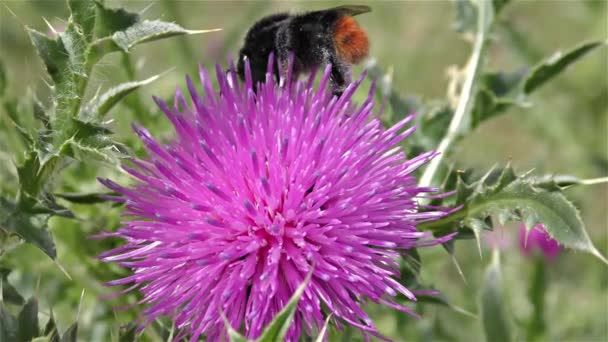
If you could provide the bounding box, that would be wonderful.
[236,5,371,96]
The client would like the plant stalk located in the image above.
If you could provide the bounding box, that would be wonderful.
[418,0,492,188]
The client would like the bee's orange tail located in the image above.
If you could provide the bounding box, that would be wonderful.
[333,16,369,65]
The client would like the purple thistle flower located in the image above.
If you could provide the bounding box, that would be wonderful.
[97,56,453,341]
[519,224,561,262]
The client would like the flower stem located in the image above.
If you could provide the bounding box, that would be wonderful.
[579,177,608,185]
[419,0,492,188]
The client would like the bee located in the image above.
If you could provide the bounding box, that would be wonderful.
[236,5,371,96]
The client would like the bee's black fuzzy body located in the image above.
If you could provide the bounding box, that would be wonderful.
[237,5,371,96]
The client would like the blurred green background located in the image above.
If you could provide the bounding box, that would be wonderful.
[0,0,606,341]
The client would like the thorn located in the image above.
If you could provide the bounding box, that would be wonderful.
[77,288,85,321]
[54,259,72,280]
[592,247,608,266]
[450,253,468,286]
[139,2,155,15]
[42,17,57,37]
[1,2,25,28]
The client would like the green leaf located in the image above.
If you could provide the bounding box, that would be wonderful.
[60,322,78,342]
[68,0,97,42]
[255,271,312,342]
[400,249,421,287]
[94,1,139,38]
[3,99,34,146]
[91,20,220,58]
[113,20,219,52]
[523,41,604,94]
[61,136,129,166]
[79,74,161,122]
[0,302,18,341]
[526,257,547,341]
[43,310,59,342]
[492,0,511,15]
[55,191,114,204]
[1,194,57,259]
[420,165,607,263]
[220,308,248,342]
[0,268,25,305]
[26,28,70,87]
[17,151,60,199]
[0,59,6,97]
[0,208,55,259]
[118,322,137,342]
[314,314,333,342]
[17,297,39,342]
[480,251,511,342]
[33,98,51,130]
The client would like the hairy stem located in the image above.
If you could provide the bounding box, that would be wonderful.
[418,0,492,188]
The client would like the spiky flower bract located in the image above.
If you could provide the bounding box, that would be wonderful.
[519,224,561,262]
[98,56,452,341]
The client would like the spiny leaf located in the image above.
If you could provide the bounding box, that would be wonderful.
[79,74,162,122]
[68,0,97,42]
[1,195,56,259]
[523,41,604,94]
[91,20,220,59]
[71,119,113,139]
[55,191,114,204]
[94,1,139,38]
[17,297,39,342]
[33,98,50,130]
[480,251,511,342]
[255,271,312,342]
[420,166,606,263]
[471,69,528,128]
[61,137,128,166]
[113,21,220,52]
[26,28,70,87]
[3,99,34,146]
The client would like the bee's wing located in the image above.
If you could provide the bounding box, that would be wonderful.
[331,5,371,16]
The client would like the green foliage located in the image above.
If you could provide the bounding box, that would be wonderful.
[0,0,606,340]
[523,41,604,94]
[17,297,39,342]
[1,0,219,259]
[0,295,78,342]
[0,268,25,305]
[79,74,161,122]
[420,165,605,262]
[255,271,312,342]
[526,257,547,341]
[480,251,512,342]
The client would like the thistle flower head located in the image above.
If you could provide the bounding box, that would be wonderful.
[519,224,561,262]
[98,56,453,341]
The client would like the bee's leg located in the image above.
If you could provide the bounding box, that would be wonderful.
[328,58,352,98]
[277,53,290,87]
